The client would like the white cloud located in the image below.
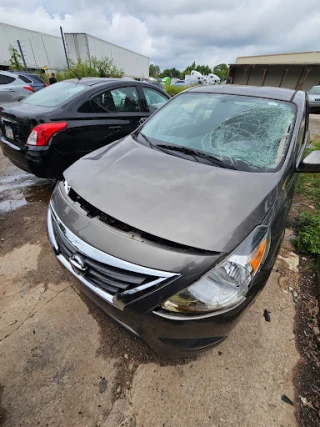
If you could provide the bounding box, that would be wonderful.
[0,0,320,71]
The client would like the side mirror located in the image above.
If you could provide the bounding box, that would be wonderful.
[297,150,320,172]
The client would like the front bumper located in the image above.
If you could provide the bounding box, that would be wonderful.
[308,100,320,111]
[47,187,272,357]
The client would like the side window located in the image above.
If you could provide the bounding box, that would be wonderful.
[78,100,94,113]
[0,75,15,85]
[91,90,117,113]
[111,87,141,112]
[18,75,32,84]
[142,87,168,113]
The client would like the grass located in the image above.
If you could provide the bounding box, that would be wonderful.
[295,211,320,254]
[295,140,320,254]
[164,85,189,96]
[297,140,320,208]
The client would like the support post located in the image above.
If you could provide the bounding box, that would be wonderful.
[261,67,268,86]
[60,26,70,69]
[279,68,289,87]
[17,40,28,71]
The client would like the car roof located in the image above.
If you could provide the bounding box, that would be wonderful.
[0,70,18,78]
[188,84,297,102]
[65,78,167,88]
[66,77,147,86]
[13,71,41,77]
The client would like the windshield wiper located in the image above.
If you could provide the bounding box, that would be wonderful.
[156,144,237,170]
[139,132,154,148]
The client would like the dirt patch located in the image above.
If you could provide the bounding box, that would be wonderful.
[287,192,320,426]
[0,384,7,425]
[79,293,194,403]
[296,256,320,426]
[309,114,320,138]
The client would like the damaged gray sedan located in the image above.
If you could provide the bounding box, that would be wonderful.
[47,85,320,357]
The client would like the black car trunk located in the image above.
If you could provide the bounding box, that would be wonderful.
[1,115,34,148]
[1,104,53,148]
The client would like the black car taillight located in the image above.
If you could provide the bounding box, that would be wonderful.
[26,122,68,146]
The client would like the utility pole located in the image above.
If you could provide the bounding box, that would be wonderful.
[17,40,28,71]
[60,26,70,69]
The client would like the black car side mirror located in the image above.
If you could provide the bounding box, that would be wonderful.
[297,150,320,173]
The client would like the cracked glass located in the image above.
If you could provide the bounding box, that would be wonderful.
[142,93,296,171]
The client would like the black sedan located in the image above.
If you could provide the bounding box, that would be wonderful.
[0,78,170,178]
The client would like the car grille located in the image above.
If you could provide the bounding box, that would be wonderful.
[52,215,157,296]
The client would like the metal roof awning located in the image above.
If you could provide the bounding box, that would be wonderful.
[230,63,320,67]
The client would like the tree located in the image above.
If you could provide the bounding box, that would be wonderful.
[213,63,229,81]
[159,67,181,78]
[8,44,24,71]
[149,64,160,78]
[181,62,213,77]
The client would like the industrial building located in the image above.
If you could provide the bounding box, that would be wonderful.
[229,51,320,91]
[0,22,149,78]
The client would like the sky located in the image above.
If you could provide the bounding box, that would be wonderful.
[1,0,320,71]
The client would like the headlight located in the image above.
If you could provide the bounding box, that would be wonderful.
[161,226,271,314]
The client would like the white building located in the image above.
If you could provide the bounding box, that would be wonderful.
[0,22,149,78]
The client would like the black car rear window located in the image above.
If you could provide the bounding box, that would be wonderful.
[0,75,15,84]
[21,81,87,107]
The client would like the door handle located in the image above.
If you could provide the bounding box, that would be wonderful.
[109,126,121,132]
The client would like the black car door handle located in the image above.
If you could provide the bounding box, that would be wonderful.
[109,126,121,130]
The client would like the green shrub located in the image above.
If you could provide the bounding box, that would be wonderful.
[164,85,188,96]
[44,56,124,83]
[295,211,320,254]
[297,140,320,208]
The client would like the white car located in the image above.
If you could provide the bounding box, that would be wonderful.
[0,70,35,103]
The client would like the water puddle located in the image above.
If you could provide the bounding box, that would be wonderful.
[0,169,55,213]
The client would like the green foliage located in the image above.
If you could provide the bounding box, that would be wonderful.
[159,67,181,79]
[8,44,24,71]
[213,63,229,81]
[149,64,160,78]
[164,85,188,96]
[297,141,320,208]
[182,62,212,78]
[46,56,124,82]
[294,211,320,254]
[159,62,229,81]
[195,64,212,75]
[295,139,320,254]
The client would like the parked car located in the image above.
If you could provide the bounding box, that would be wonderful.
[174,80,187,87]
[12,72,47,92]
[47,85,319,356]
[0,70,35,102]
[0,78,170,178]
[307,85,320,112]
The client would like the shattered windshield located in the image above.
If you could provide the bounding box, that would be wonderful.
[141,93,296,171]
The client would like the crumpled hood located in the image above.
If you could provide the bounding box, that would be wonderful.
[65,136,280,252]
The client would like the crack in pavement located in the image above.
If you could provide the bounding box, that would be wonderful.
[0,285,71,343]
